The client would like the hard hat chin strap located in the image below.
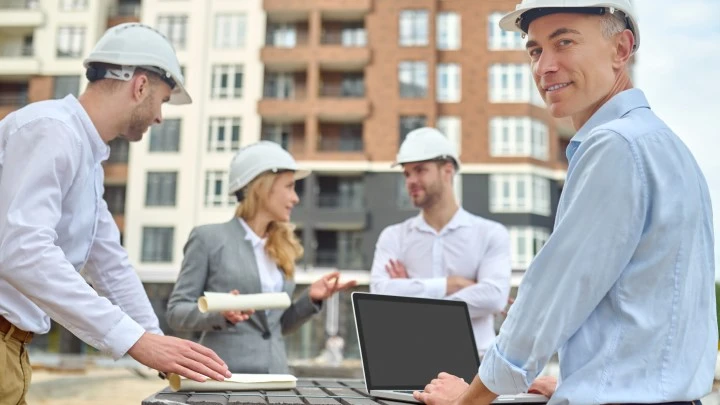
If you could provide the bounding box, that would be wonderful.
[86,64,176,90]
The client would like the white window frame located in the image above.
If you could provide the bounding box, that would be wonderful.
[436,63,461,102]
[211,64,243,99]
[437,12,460,50]
[208,117,241,152]
[59,0,87,11]
[214,13,246,49]
[436,116,462,203]
[399,10,429,47]
[398,61,428,98]
[488,64,544,106]
[157,15,188,50]
[141,227,174,263]
[490,117,549,160]
[267,23,297,48]
[488,12,525,50]
[56,26,85,58]
[204,170,236,207]
[489,174,551,216]
[509,227,550,269]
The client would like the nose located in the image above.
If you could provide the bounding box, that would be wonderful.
[291,190,300,205]
[533,48,559,79]
[155,114,163,125]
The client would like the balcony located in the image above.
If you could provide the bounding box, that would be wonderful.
[0,89,27,119]
[0,0,43,27]
[317,123,363,152]
[261,122,306,157]
[262,24,310,70]
[315,249,364,269]
[265,0,371,20]
[314,229,365,269]
[259,73,310,121]
[107,1,141,27]
[0,45,39,75]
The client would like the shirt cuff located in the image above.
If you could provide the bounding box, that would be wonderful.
[421,278,447,299]
[478,342,531,395]
[103,314,146,360]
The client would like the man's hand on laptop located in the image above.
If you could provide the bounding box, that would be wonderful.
[413,372,468,405]
[386,259,409,278]
[446,276,476,295]
[528,376,556,398]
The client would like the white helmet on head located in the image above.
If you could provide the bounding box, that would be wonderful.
[83,23,191,105]
[228,141,311,197]
[393,127,460,171]
[499,0,640,53]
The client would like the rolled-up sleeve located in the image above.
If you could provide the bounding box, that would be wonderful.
[479,131,646,394]
[0,121,145,359]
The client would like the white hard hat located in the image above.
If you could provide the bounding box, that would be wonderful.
[228,141,311,196]
[499,0,640,53]
[393,127,460,171]
[83,23,191,105]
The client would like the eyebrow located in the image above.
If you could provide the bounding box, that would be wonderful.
[525,27,582,49]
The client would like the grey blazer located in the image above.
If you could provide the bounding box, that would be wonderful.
[166,218,321,374]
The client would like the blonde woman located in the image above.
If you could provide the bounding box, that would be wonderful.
[166,141,356,374]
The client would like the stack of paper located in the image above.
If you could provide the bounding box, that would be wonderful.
[197,292,291,313]
[168,373,298,392]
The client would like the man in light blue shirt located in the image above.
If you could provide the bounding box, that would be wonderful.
[414,1,717,405]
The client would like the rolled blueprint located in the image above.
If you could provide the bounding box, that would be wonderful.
[197,291,291,313]
[168,373,297,392]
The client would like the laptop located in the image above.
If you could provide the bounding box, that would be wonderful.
[351,292,547,404]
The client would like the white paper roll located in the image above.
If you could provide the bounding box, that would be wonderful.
[197,292,291,313]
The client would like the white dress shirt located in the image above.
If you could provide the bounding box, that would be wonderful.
[0,95,162,360]
[238,218,284,294]
[370,208,511,355]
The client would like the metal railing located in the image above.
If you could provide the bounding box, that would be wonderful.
[0,45,34,57]
[0,92,28,106]
[317,136,363,152]
[319,82,364,98]
[315,250,363,269]
[0,0,39,9]
[320,30,367,47]
[265,30,309,47]
[263,84,306,100]
[317,193,363,209]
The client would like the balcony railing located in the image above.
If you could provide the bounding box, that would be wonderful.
[263,84,306,100]
[320,30,366,47]
[318,136,363,152]
[0,0,39,9]
[0,45,33,57]
[319,82,364,98]
[317,193,363,209]
[265,31,309,47]
[0,92,27,106]
[315,250,363,269]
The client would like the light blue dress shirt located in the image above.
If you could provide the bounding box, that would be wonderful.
[479,89,717,404]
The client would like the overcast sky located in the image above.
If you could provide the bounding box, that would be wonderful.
[631,0,720,277]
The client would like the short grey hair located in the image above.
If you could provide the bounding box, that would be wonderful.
[600,10,628,39]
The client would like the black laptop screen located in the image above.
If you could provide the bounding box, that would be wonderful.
[353,293,480,390]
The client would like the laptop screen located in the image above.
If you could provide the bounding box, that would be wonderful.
[352,293,480,390]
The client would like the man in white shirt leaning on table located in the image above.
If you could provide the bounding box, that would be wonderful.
[370,127,512,356]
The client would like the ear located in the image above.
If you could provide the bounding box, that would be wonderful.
[612,29,634,70]
[131,73,150,102]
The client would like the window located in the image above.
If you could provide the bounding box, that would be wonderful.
[316,176,364,209]
[509,227,550,269]
[396,174,414,209]
[204,170,236,207]
[208,117,241,152]
[57,27,85,58]
[108,138,129,163]
[103,186,126,215]
[489,174,551,215]
[437,12,460,50]
[490,117,549,160]
[53,76,80,98]
[145,172,177,207]
[341,23,366,47]
[488,64,543,105]
[399,10,428,46]
[262,123,292,150]
[436,63,461,102]
[211,65,243,99]
[266,23,297,47]
[488,12,525,50]
[398,61,427,98]
[315,230,364,269]
[264,72,295,99]
[141,227,174,262]
[149,119,181,152]
[214,13,246,49]
[157,15,188,50]
[399,115,426,144]
[59,0,87,11]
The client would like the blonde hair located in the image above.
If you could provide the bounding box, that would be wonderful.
[235,172,303,278]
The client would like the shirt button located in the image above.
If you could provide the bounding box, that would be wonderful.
[262,331,271,340]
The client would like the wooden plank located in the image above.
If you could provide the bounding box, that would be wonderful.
[187,393,229,405]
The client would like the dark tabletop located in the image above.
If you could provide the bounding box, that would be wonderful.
[141,378,413,405]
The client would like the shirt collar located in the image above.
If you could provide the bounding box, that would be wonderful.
[412,207,472,235]
[65,94,110,163]
[238,218,265,248]
[571,88,650,143]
